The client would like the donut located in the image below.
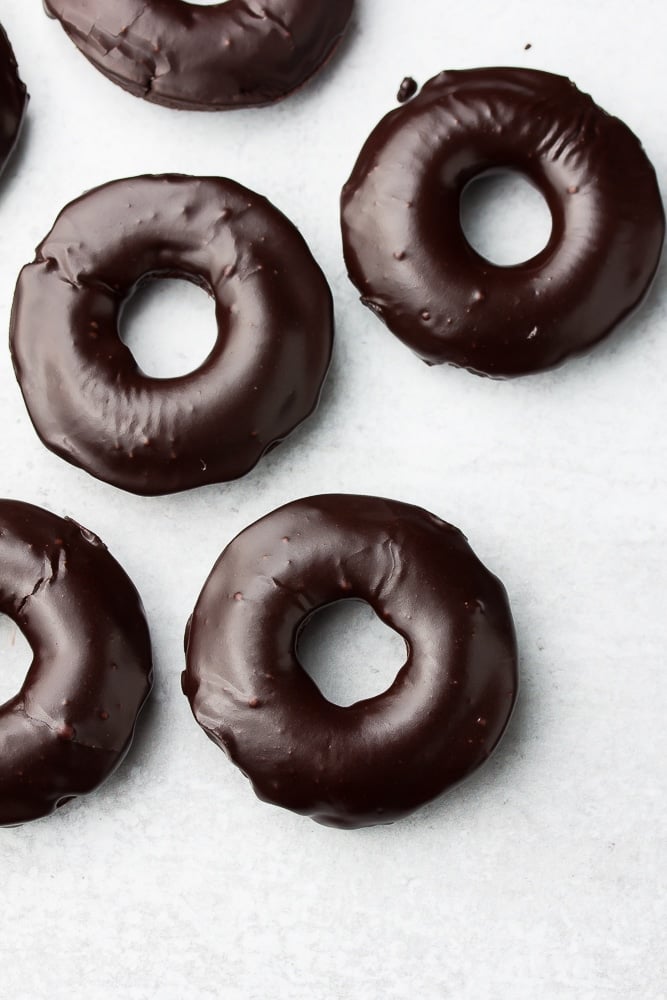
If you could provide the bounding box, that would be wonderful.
[0,500,152,827]
[43,0,354,111]
[183,494,518,828]
[10,174,333,496]
[0,22,28,176]
[341,67,665,378]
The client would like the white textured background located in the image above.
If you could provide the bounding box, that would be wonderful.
[1,1,665,998]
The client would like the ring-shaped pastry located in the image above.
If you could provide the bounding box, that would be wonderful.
[341,68,665,377]
[0,23,28,176]
[43,0,354,111]
[183,494,518,828]
[0,500,152,827]
[10,175,333,496]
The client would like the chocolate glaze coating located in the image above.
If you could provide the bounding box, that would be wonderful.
[0,23,28,176]
[10,175,333,496]
[43,0,354,111]
[341,68,665,377]
[183,495,518,829]
[0,500,153,827]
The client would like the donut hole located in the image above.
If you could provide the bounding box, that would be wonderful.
[297,600,407,708]
[460,169,552,266]
[0,614,33,707]
[119,276,218,379]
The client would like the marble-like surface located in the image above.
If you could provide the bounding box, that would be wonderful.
[0,2,665,997]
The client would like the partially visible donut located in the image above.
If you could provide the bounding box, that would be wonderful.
[183,494,518,828]
[0,500,153,827]
[10,174,333,496]
[43,0,354,111]
[341,68,665,377]
[0,23,28,176]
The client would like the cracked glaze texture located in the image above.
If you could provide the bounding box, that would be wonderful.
[10,174,333,496]
[0,500,153,827]
[183,495,518,828]
[43,0,354,111]
[0,22,28,176]
[341,68,665,377]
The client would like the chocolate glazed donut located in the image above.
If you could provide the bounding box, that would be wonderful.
[341,68,665,377]
[43,0,354,111]
[0,500,152,826]
[10,175,333,496]
[183,495,518,829]
[0,23,28,176]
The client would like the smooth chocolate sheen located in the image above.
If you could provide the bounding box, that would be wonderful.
[0,23,28,176]
[0,500,153,826]
[43,0,354,111]
[10,174,333,496]
[183,495,518,828]
[341,67,665,377]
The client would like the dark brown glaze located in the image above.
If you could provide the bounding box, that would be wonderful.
[0,23,28,176]
[397,76,417,104]
[10,175,333,496]
[341,68,665,378]
[43,0,354,111]
[0,500,153,827]
[183,495,518,829]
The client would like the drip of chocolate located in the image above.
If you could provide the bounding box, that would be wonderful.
[397,76,418,103]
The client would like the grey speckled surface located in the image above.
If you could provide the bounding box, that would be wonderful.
[0,1,665,997]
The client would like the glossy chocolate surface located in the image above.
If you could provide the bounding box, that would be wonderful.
[341,67,665,377]
[183,494,518,828]
[0,23,28,176]
[43,0,354,111]
[10,174,333,496]
[0,500,153,826]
